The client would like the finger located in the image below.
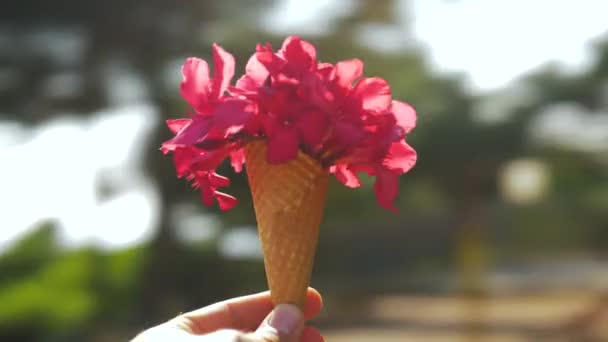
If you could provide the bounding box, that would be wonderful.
[194,329,242,341]
[252,304,304,342]
[302,288,323,321]
[176,288,322,334]
[134,327,245,342]
[177,291,273,334]
[131,325,193,341]
[199,317,324,342]
[301,326,324,342]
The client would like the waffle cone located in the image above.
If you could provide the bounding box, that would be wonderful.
[245,140,329,308]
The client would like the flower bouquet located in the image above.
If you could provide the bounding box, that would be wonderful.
[162,36,417,308]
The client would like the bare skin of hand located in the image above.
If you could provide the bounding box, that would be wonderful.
[132,288,324,342]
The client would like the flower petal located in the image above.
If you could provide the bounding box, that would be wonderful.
[297,110,329,148]
[279,36,317,73]
[331,164,362,188]
[208,172,231,188]
[305,74,335,113]
[236,55,269,91]
[172,147,198,178]
[256,43,286,76]
[316,62,335,80]
[191,148,231,171]
[166,118,191,134]
[194,135,229,150]
[382,141,417,173]
[352,77,392,114]
[212,98,255,133]
[193,172,237,210]
[199,182,215,207]
[210,43,235,100]
[374,169,400,213]
[180,58,211,112]
[335,59,363,89]
[391,100,417,134]
[215,192,238,210]
[230,148,245,173]
[266,125,299,164]
[331,121,367,151]
[163,116,212,149]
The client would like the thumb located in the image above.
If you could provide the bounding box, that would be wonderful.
[241,304,304,342]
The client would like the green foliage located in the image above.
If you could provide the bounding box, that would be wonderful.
[0,226,148,339]
[0,222,59,286]
[0,226,96,333]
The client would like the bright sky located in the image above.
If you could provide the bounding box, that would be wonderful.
[0,104,160,252]
[265,0,608,91]
[412,0,608,90]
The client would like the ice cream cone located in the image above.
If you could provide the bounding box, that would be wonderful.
[245,140,329,308]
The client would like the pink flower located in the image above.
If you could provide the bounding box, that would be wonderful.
[329,100,417,211]
[191,171,237,211]
[162,36,418,211]
[160,44,255,209]
[252,37,331,163]
[180,44,234,114]
[169,146,237,211]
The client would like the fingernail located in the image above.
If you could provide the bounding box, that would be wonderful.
[267,304,302,335]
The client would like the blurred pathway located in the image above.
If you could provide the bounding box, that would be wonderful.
[322,290,608,341]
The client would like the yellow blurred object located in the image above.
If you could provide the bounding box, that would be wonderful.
[457,224,490,295]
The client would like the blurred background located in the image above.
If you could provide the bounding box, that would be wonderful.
[1,0,608,341]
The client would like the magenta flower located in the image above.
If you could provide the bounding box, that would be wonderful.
[162,36,417,211]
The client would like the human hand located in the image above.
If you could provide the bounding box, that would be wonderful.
[132,288,324,342]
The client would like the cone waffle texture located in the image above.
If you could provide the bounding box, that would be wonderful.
[245,140,329,308]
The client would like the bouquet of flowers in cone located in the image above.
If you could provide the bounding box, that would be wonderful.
[162,36,417,308]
